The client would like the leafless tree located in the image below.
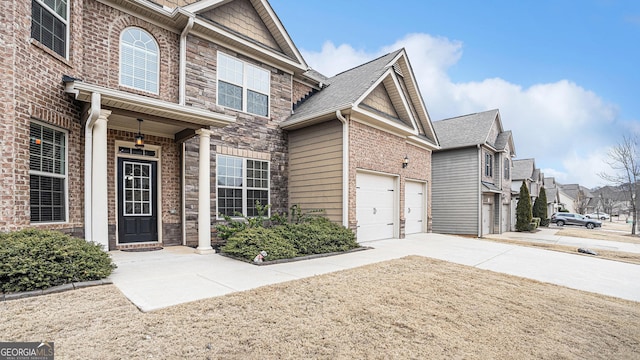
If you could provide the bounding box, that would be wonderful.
[599,135,640,235]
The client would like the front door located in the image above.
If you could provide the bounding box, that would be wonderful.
[118,158,158,243]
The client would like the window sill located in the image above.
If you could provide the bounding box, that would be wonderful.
[30,38,72,68]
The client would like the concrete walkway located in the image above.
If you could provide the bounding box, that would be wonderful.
[108,233,640,312]
[485,227,640,254]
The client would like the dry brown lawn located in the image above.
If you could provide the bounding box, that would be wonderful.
[2,256,639,359]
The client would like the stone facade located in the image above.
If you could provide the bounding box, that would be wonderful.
[183,40,293,245]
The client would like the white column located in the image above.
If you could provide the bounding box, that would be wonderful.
[196,128,214,254]
[91,110,111,250]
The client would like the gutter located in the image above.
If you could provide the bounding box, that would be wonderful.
[84,92,102,242]
[179,15,195,105]
[336,110,349,228]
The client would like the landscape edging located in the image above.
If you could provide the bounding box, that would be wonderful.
[1,279,113,302]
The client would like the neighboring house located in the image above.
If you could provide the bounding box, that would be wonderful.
[0,0,439,250]
[431,109,515,237]
[590,185,632,219]
[544,177,583,214]
[511,158,545,229]
[561,184,593,214]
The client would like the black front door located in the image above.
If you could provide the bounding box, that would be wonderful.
[118,158,158,243]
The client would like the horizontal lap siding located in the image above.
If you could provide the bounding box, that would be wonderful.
[288,120,343,222]
[432,147,479,235]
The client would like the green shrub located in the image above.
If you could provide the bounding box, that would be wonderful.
[532,217,541,228]
[516,182,533,232]
[275,217,358,255]
[221,227,297,261]
[0,229,116,293]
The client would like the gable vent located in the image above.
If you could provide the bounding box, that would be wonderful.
[392,63,404,77]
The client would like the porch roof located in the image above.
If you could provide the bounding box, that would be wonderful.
[63,77,236,133]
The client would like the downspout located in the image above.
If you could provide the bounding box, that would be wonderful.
[477,144,482,238]
[84,92,101,242]
[179,16,195,105]
[179,16,194,245]
[336,110,349,228]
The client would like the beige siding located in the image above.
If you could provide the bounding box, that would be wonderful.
[200,0,281,52]
[288,119,343,223]
[362,84,399,118]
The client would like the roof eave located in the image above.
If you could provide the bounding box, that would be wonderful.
[64,79,236,128]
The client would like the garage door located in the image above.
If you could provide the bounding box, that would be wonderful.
[482,203,492,236]
[356,172,396,242]
[405,181,425,234]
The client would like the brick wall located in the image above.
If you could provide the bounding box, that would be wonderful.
[82,0,180,103]
[348,119,432,237]
[0,0,84,232]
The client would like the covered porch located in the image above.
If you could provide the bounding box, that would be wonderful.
[64,78,235,252]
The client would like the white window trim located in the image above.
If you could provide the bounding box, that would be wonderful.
[119,27,160,95]
[485,152,493,178]
[215,154,270,219]
[29,120,69,224]
[216,52,270,117]
[33,0,70,59]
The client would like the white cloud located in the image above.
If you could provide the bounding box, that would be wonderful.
[300,33,621,188]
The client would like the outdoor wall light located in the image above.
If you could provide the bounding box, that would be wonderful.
[402,155,409,168]
[134,119,145,148]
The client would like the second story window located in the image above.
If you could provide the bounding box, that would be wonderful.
[31,0,68,58]
[485,152,493,178]
[120,27,159,94]
[217,52,270,117]
[504,158,510,179]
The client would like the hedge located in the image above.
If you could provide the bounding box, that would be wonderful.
[0,229,116,293]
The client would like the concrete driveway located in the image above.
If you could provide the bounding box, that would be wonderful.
[108,233,640,312]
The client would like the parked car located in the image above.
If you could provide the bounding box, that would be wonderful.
[584,212,610,220]
[551,213,602,229]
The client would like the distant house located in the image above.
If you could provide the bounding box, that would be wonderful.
[511,158,545,229]
[431,109,515,236]
[560,184,594,214]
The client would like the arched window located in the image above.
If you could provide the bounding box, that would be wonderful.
[120,27,159,93]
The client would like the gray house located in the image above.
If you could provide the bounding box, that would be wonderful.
[431,109,515,236]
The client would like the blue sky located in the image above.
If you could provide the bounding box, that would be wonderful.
[271,0,640,188]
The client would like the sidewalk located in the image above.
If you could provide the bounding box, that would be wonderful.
[484,227,640,254]
[109,233,640,312]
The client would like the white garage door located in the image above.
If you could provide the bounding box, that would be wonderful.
[482,203,492,236]
[356,172,396,242]
[405,181,425,234]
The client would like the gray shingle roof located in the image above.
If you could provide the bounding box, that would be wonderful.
[495,130,512,151]
[432,109,500,149]
[287,50,402,122]
[512,158,535,180]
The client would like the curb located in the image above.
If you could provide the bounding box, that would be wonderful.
[1,279,113,302]
[219,246,373,266]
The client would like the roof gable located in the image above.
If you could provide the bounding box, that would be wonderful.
[433,109,502,150]
[199,0,282,52]
[512,158,535,180]
[184,0,307,72]
[282,49,439,148]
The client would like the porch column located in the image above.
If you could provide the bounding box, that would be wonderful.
[91,110,111,249]
[196,128,214,254]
